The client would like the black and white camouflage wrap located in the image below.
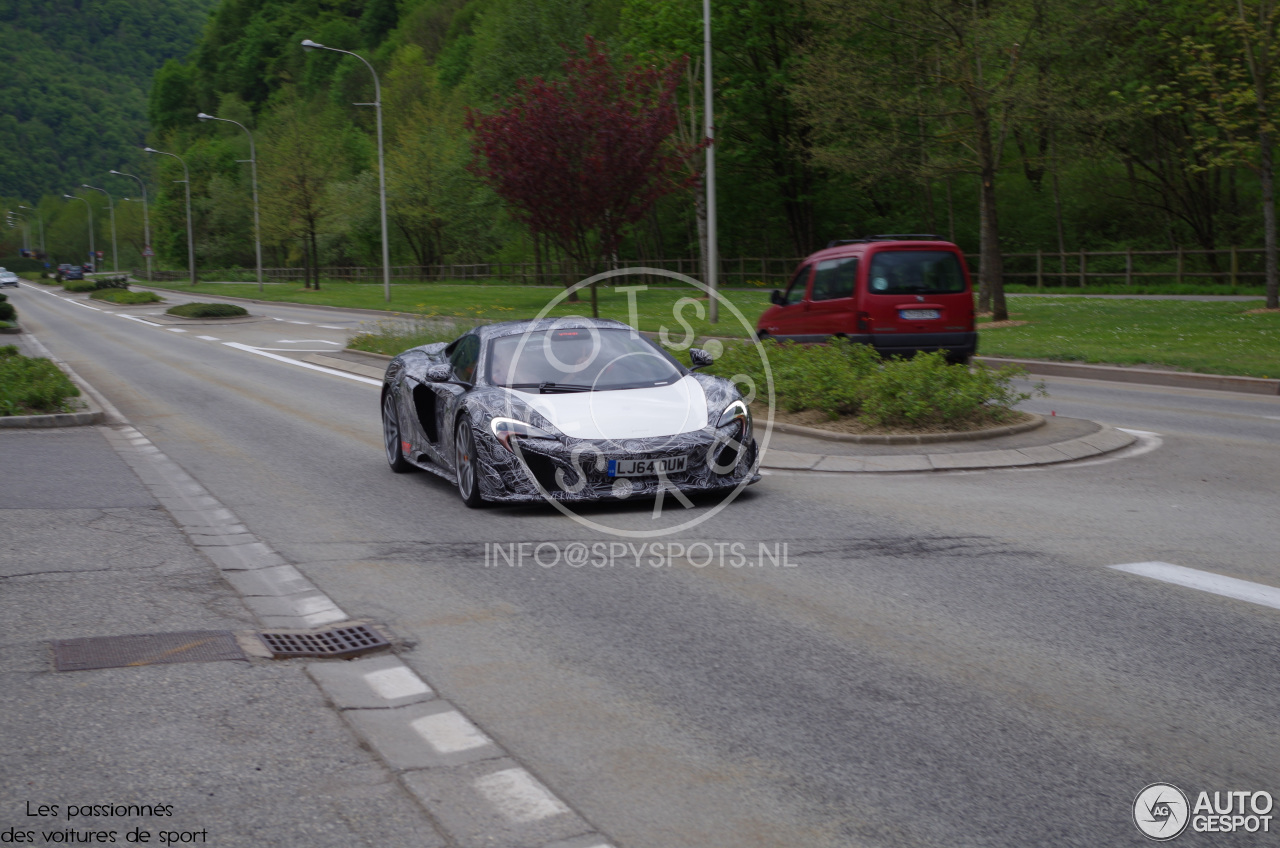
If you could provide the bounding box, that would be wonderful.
[381,318,761,504]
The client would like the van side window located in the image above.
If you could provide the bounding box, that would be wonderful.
[811,257,857,301]
[783,264,811,305]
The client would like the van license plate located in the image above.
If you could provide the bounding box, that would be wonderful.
[609,456,687,477]
[899,309,940,320]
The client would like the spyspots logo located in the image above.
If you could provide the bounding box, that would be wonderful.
[1133,783,1190,841]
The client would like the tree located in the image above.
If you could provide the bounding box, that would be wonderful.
[467,37,701,315]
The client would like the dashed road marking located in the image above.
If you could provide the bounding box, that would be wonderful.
[167,327,187,333]
[1111,561,1280,611]
[412,710,492,754]
[316,324,348,329]
[197,335,221,341]
[118,314,161,326]
[1117,427,1161,436]
[474,768,571,823]
[273,339,341,344]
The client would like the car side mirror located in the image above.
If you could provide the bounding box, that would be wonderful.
[769,289,784,305]
[689,348,714,370]
[426,364,452,383]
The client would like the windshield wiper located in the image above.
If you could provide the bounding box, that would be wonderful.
[507,382,593,394]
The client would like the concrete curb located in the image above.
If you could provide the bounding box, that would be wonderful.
[976,355,1280,396]
[760,425,1138,474]
[764,412,1045,445]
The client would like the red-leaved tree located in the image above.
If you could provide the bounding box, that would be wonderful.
[467,37,701,313]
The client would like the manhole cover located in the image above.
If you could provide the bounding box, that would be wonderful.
[257,624,389,659]
[52,631,247,672]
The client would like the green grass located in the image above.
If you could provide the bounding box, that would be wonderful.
[1004,282,1269,296]
[979,298,1280,378]
[89,289,162,304]
[0,345,80,415]
[141,279,771,341]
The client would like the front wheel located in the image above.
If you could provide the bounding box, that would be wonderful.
[454,416,484,508]
[382,390,414,473]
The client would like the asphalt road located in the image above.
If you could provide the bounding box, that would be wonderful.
[13,282,1280,847]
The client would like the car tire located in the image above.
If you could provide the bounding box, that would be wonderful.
[454,416,484,508]
[382,390,414,473]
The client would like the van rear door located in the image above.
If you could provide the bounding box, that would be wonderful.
[863,246,973,352]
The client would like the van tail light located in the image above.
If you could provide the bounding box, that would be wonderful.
[855,311,871,332]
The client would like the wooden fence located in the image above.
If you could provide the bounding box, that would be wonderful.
[134,246,1274,289]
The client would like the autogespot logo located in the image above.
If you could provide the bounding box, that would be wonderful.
[1133,783,1190,841]
[493,267,775,539]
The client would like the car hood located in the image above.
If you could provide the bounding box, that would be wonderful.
[501,375,709,440]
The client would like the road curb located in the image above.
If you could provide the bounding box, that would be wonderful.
[976,355,1280,396]
[764,412,1045,445]
[761,425,1138,474]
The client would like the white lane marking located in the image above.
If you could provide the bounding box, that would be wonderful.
[118,314,162,326]
[197,335,221,341]
[364,666,431,700]
[285,320,310,325]
[317,324,348,329]
[254,347,350,352]
[473,768,570,823]
[221,342,381,386]
[273,339,341,344]
[1111,562,1280,611]
[411,710,492,754]
[1117,427,1161,436]
[1265,416,1280,421]
[167,328,187,333]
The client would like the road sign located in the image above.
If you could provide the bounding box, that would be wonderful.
[142,246,154,257]
[95,250,103,258]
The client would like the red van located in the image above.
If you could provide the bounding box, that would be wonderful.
[756,236,978,362]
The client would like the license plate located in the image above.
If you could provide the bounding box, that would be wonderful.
[899,308,940,320]
[608,455,688,477]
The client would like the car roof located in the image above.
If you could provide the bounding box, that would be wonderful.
[805,238,961,263]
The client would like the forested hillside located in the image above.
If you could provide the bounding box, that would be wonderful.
[0,0,219,200]
[7,0,1280,309]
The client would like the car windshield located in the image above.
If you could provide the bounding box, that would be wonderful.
[867,250,966,295]
[487,327,684,391]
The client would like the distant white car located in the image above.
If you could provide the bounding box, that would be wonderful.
[0,271,19,288]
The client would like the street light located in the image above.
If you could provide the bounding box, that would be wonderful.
[81,185,118,273]
[197,112,264,293]
[703,0,719,323]
[301,38,391,302]
[144,147,196,285]
[6,210,29,253]
[63,194,95,269]
[110,170,151,280]
[17,205,44,256]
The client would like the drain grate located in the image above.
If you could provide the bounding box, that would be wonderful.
[256,624,389,659]
[52,631,247,672]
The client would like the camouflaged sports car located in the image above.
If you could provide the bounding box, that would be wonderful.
[380,318,760,506]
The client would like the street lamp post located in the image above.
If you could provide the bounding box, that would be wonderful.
[81,185,118,273]
[197,113,264,293]
[7,211,29,253]
[704,0,718,323]
[144,147,196,285]
[63,194,94,269]
[17,206,44,257]
[110,170,151,281]
[301,38,391,302]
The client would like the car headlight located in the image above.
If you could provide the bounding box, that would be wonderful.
[716,399,751,440]
[490,417,557,453]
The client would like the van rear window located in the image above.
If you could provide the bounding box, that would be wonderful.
[867,251,965,295]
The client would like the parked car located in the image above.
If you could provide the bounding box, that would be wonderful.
[0,271,19,288]
[60,265,84,281]
[380,318,760,506]
[756,235,978,363]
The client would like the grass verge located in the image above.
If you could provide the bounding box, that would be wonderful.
[979,298,1280,378]
[90,289,162,304]
[0,345,80,415]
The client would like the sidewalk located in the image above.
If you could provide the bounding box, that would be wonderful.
[1,337,613,848]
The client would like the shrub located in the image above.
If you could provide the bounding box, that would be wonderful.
[90,289,161,304]
[93,275,130,290]
[347,317,474,354]
[0,350,80,415]
[165,302,248,318]
[62,280,98,293]
[705,339,1043,428]
[0,292,7,301]
[0,301,15,322]
[858,351,1039,428]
